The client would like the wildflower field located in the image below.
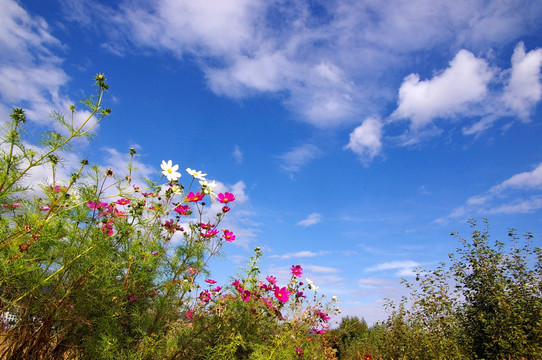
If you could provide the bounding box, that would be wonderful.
[1,76,541,359]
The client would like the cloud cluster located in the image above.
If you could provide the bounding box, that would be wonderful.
[52,0,542,171]
[366,260,421,277]
[0,0,72,127]
[296,212,322,227]
[437,163,542,223]
[278,143,321,174]
[345,117,383,164]
[348,42,542,161]
[59,0,540,131]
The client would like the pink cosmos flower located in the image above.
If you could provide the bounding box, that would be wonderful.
[200,222,213,230]
[199,290,211,303]
[295,347,304,358]
[185,309,194,320]
[231,279,242,290]
[262,297,274,309]
[205,278,217,284]
[185,192,204,203]
[217,192,235,204]
[101,220,114,236]
[187,267,199,275]
[266,275,277,285]
[241,289,251,302]
[212,286,222,292]
[2,202,22,210]
[114,208,127,218]
[174,204,190,215]
[117,198,130,205]
[201,229,218,238]
[223,230,236,242]
[315,310,330,321]
[291,265,303,277]
[312,327,325,335]
[222,206,230,213]
[274,286,290,303]
[86,201,108,210]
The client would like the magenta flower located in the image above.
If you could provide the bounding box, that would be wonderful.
[205,278,217,284]
[117,198,130,205]
[101,220,114,236]
[199,290,211,303]
[241,289,251,302]
[222,205,230,213]
[129,294,137,302]
[266,275,277,285]
[187,267,199,275]
[274,286,290,303]
[223,230,236,242]
[312,327,325,335]
[87,201,108,210]
[185,309,194,320]
[316,310,330,321]
[200,222,213,230]
[231,279,242,290]
[39,206,50,211]
[212,286,222,292]
[114,208,127,218]
[295,347,304,358]
[2,202,22,210]
[262,297,274,309]
[217,192,235,204]
[174,204,190,215]
[185,192,204,203]
[291,264,303,277]
[201,229,219,238]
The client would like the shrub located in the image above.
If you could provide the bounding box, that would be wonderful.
[380,219,542,360]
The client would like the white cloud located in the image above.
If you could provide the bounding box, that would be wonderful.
[491,163,542,192]
[296,213,322,227]
[206,51,294,96]
[345,117,383,164]
[366,260,421,276]
[119,0,263,57]
[270,251,320,260]
[233,145,243,164]
[0,0,106,140]
[437,163,542,222]
[0,0,63,62]
[487,197,542,214]
[303,264,341,274]
[358,277,395,287]
[503,42,542,120]
[391,50,493,129]
[55,0,542,132]
[278,143,321,173]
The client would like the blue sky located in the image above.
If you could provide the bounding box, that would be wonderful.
[1,0,542,324]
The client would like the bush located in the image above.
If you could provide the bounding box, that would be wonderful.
[380,219,542,360]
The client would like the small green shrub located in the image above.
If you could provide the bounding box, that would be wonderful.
[379,219,542,360]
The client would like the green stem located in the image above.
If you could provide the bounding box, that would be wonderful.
[0,89,106,198]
